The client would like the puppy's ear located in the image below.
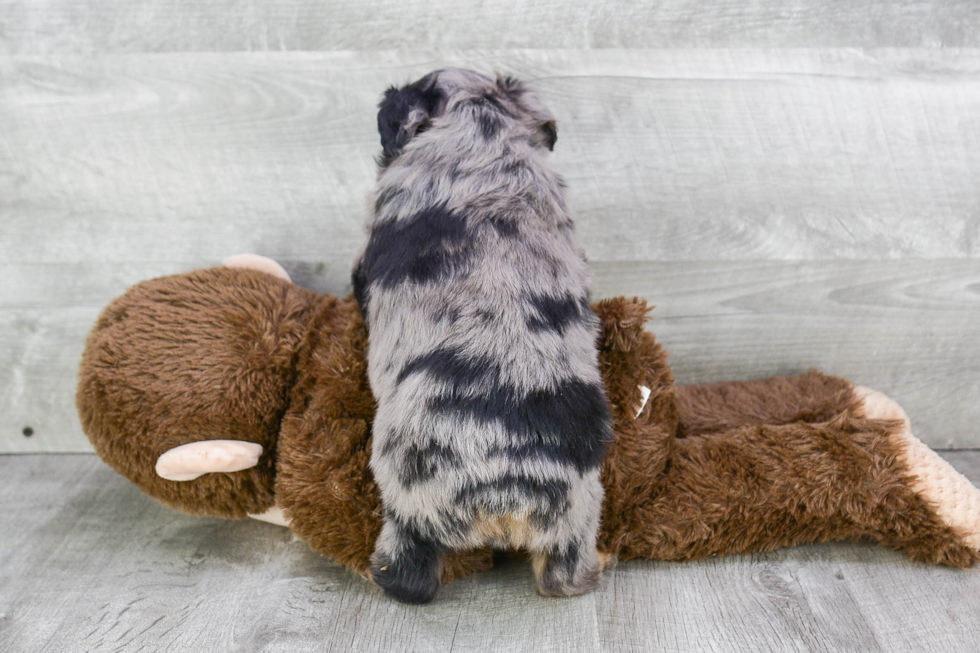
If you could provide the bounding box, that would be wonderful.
[538,119,557,151]
[377,73,444,164]
[496,74,557,151]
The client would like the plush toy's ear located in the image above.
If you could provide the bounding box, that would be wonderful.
[155,440,264,481]
[377,72,445,165]
[222,253,292,282]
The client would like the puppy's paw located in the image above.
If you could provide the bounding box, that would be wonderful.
[533,546,612,598]
[370,555,441,605]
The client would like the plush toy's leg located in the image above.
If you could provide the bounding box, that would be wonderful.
[247,506,291,527]
[854,386,980,550]
[613,404,980,567]
[667,372,980,562]
[674,370,859,437]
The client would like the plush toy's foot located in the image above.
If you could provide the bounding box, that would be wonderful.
[855,386,980,551]
[222,253,292,282]
[247,505,291,527]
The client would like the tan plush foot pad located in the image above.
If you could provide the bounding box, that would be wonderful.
[248,505,291,527]
[854,385,980,550]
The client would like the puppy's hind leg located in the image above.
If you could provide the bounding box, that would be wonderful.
[531,470,615,597]
[369,514,444,604]
[532,538,615,598]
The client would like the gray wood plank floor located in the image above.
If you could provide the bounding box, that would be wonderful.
[3,47,980,452]
[5,259,980,452]
[3,0,979,52]
[2,453,980,653]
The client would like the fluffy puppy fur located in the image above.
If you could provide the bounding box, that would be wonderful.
[352,69,613,603]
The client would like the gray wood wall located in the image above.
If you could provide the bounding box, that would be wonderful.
[2,2,979,452]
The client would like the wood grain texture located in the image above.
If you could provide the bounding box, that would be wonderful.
[593,259,980,450]
[3,49,980,452]
[4,260,978,452]
[2,1,979,53]
[596,542,980,653]
[2,454,980,652]
[3,50,980,265]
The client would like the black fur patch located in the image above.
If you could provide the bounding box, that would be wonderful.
[549,541,582,574]
[502,159,530,177]
[465,91,512,115]
[397,348,492,385]
[487,214,520,237]
[403,347,611,473]
[352,259,370,323]
[374,185,405,214]
[361,204,474,289]
[370,517,443,605]
[536,540,586,594]
[478,111,503,140]
[498,76,525,99]
[479,91,507,111]
[540,120,558,151]
[475,308,496,324]
[377,75,445,166]
[489,379,612,473]
[525,293,590,335]
[398,439,461,487]
[455,474,571,517]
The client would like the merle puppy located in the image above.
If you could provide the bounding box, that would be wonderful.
[353,69,613,604]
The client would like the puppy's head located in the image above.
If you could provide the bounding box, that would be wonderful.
[376,69,557,167]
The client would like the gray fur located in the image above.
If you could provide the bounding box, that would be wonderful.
[354,69,613,602]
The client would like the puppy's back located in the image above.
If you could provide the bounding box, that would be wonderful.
[357,69,613,603]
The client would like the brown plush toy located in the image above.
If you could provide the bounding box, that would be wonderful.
[76,255,980,590]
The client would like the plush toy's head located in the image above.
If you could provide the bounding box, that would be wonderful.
[76,267,323,518]
[74,260,667,581]
[76,260,980,583]
[376,68,557,167]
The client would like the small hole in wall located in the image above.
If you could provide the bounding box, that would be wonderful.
[22,426,34,437]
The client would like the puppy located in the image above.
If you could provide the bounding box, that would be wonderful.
[353,69,613,604]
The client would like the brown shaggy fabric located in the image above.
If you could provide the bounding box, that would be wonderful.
[77,268,979,582]
[675,370,860,437]
[594,304,978,568]
[616,416,979,567]
[77,268,321,518]
[273,295,495,581]
[593,298,678,557]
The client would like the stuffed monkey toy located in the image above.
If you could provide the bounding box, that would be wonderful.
[76,255,980,587]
